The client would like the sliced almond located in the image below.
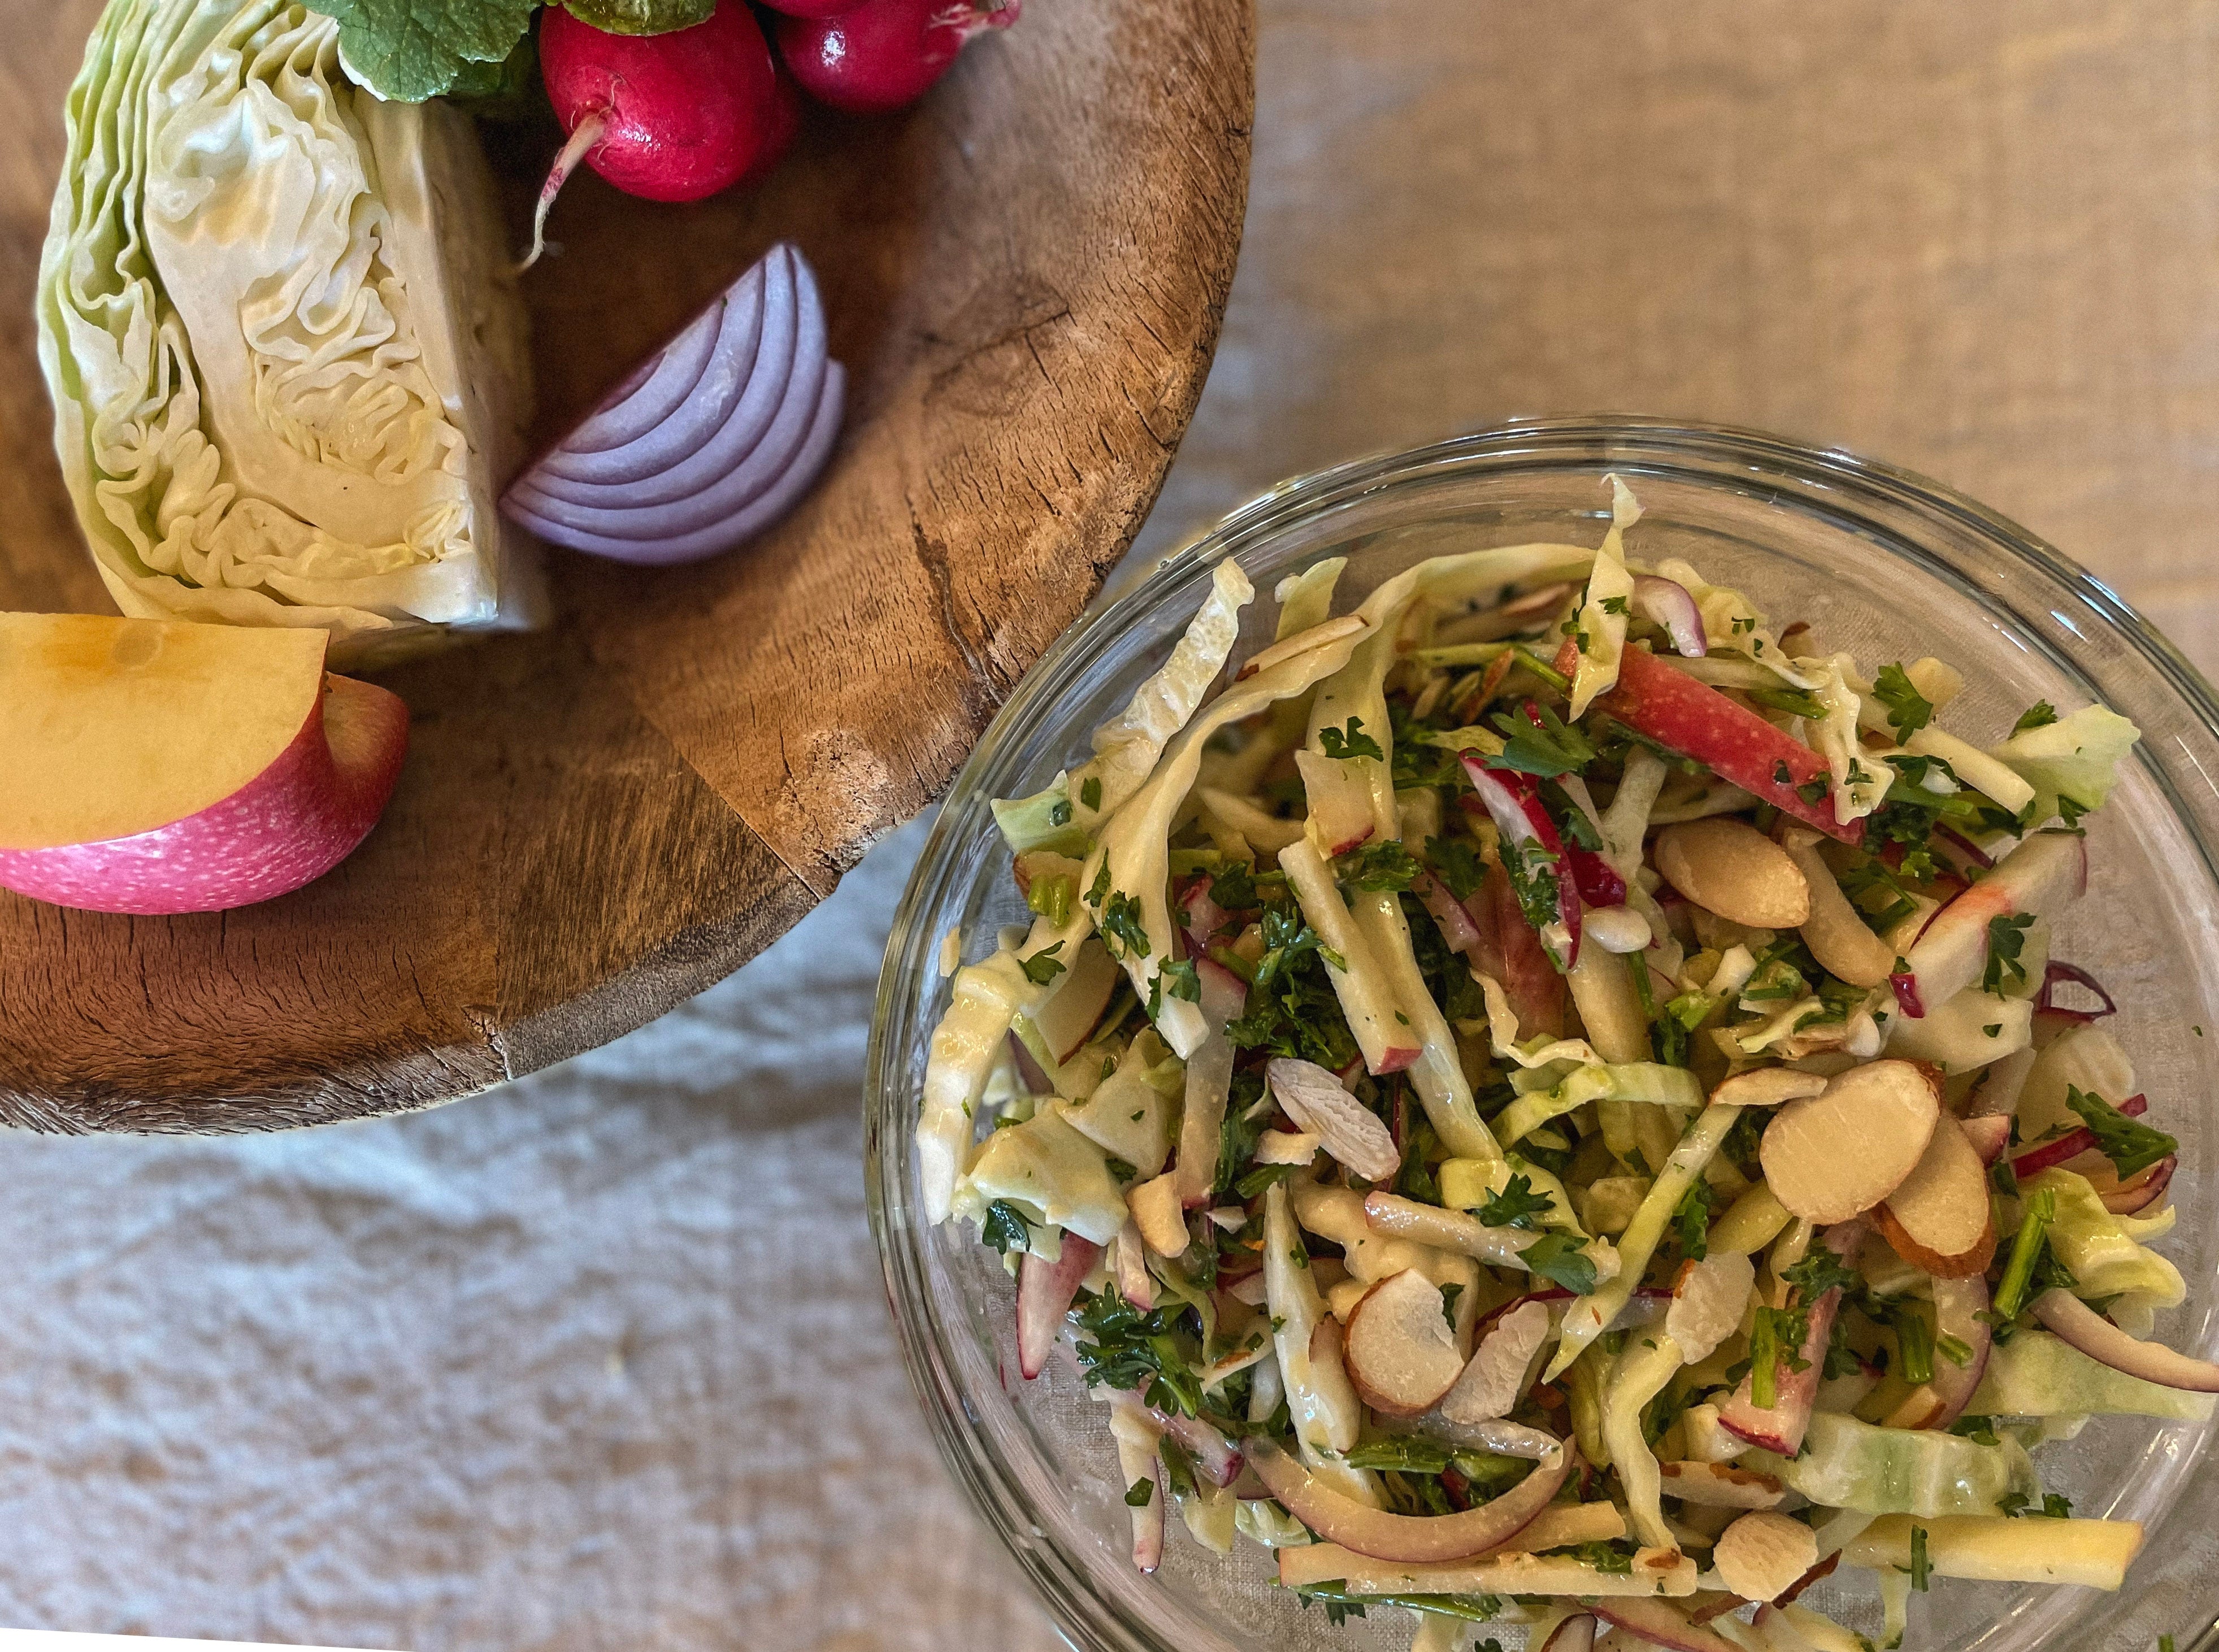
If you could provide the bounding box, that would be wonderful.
[1130,1172,1190,1257]
[1709,1067,1829,1108]
[1341,1268,1464,1417]
[1656,819,1810,928]
[1779,829,1896,988]
[1269,1057,1401,1180]
[1713,1511,1818,1604]
[1758,1060,1940,1224]
[1875,1114,1995,1277]
[1666,1252,1756,1364]
[1254,1129,1322,1165]
[1439,1298,1551,1423]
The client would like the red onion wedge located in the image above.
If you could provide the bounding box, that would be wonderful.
[1015,1235,1101,1380]
[2037,960,2119,1023]
[502,243,844,565]
[1631,575,1706,658]
[1241,1434,1569,1563]
[1591,1598,1742,1652]
[2032,1288,2219,1392]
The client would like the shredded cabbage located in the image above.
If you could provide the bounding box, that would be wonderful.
[1988,704,2142,825]
[38,0,537,666]
[1744,1412,2038,1518]
[952,1107,1128,1246]
[2025,1169,2186,1307]
[1565,475,1640,719]
[1969,1329,2217,1423]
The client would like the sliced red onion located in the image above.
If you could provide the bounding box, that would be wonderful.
[1015,1235,1101,1381]
[1934,823,1997,873]
[1242,1434,1567,1562]
[2033,1288,2219,1392]
[2037,960,2118,1023]
[2104,1155,2175,1215]
[2010,1093,2147,1176]
[502,242,844,565]
[1592,1599,1740,1652]
[1632,575,1707,658]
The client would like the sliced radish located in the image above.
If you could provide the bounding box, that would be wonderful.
[1460,755,1582,964]
[1960,1114,2013,1164]
[1632,575,1707,657]
[1656,1460,1786,1510]
[1889,832,2087,1022]
[1440,1298,1551,1423]
[1654,819,1809,929]
[1709,1068,1828,1108]
[1241,1434,1568,1563]
[1562,640,1861,845]
[1344,1269,1466,1417]
[1413,867,1483,955]
[1875,1114,1996,1278]
[1591,1598,1744,1652]
[1760,1060,1940,1224]
[1029,936,1121,1063]
[1267,1057,1401,1181]
[1152,1401,1244,1488]
[2031,1288,2219,1392]
[2103,1155,2176,1215]
[1015,1236,1101,1380]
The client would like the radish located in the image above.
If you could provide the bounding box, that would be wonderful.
[778,0,1020,115]
[1014,1235,1100,1380]
[528,1,790,266]
[758,0,862,15]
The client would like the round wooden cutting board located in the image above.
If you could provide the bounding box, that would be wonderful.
[0,0,1254,1131]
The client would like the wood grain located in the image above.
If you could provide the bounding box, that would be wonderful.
[0,0,1256,1130]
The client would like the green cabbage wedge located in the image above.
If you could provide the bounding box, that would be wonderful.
[38,0,538,666]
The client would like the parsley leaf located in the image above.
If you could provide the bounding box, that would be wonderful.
[1600,595,1631,616]
[1098,890,1152,960]
[1318,716,1384,762]
[1335,838,1423,893]
[1488,702,1596,779]
[1148,958,1201,1017]
[980,1201,1031,1254]
[1906,1524,1931,1591]
[1983,912,2036,994]
[1873,663,1935,741]
[1080,775,1103,812]
[1670,1180,1715,1261]
[1521,1232,1597,1294]
[1020,942,1067,986]
[1124,1477,1154,1507]
[1478,1173,1554,1229]
[2013,701,2060,735]
[2065,1085,2178,1179]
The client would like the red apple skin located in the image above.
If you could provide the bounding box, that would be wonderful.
[0,675,407,915]
[1558,640,1862,845]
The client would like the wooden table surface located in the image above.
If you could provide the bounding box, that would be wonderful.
[1143,0,2219,692]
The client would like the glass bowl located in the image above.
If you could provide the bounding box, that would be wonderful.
[865,418,2219,1652]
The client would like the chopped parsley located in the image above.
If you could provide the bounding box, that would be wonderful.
[1905,1524,1931,1591]
[1020,941,1067,985]
[1124,1477,1154,1507]
[1425,834,1486,901]
[1488,701,1595,778]
[1336,838,1423,893]
[1982,912,2036,995]
[2013,701,2060,734]
[1521,1232,1597,1295]
[1670,1180,1715,1260]
[1318,716,1384,762]
[980,1200,1032,1254]
[2064,1085,2178,1179]
[1098,889,1152,959]
[1080,775,1103,812]
[1873,663,1935,741]
[1477,1172,1554,1229]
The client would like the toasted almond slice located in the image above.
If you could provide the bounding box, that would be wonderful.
[1709,1068,1829,1108]
[1713,1511,1818,1603]
[1759,1059,1940,1224]
[1656,819,1810,928]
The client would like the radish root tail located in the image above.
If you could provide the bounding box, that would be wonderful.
[517,110,609,274]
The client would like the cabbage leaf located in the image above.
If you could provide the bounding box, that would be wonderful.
[39,0,539,666]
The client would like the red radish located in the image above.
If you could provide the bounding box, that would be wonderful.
[2031,1288,2219,1392]
[1343,1271,1465,1416]
[1460,756,1582,964]
[2009,1093,2148,1177]
[1467,854,1567,1033]
[528,1,787,264]
[1241,1435,1567,1562]
[1959,1113,2013,1165]
[1558,638,1862,845]
[778,0,1019,114]
[758,0,861,15]
[1177,874,1231,956]
[1014,1236,1100,1380]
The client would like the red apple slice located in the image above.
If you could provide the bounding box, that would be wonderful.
[1875,1114,1996,1278]
[1344,1269,1465,1417]
[2,615,407,914]
[1959,1113,2013,1166]
[1760,1060,1940,1224]
[1590,1598,1744,1652]
[1655,819,1810,929]
[1562,638,1861,845]
[1015,1235,1101,1380]
[1468,851,1567,1035]
[1241,1433,1568,1562]
[1891,832,2087,1020]
[1718,1224,1862,1456]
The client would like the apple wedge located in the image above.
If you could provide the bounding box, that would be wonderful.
[2,613,407,914]
[1343,1269,1465,1417]
[1759,1060,1940,1224]
[1888,831,2086,1020]
[1874,1114,1996,1278]
[1027,938,1122,1063]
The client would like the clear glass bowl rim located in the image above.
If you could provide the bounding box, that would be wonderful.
[863,414,2219,1652]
